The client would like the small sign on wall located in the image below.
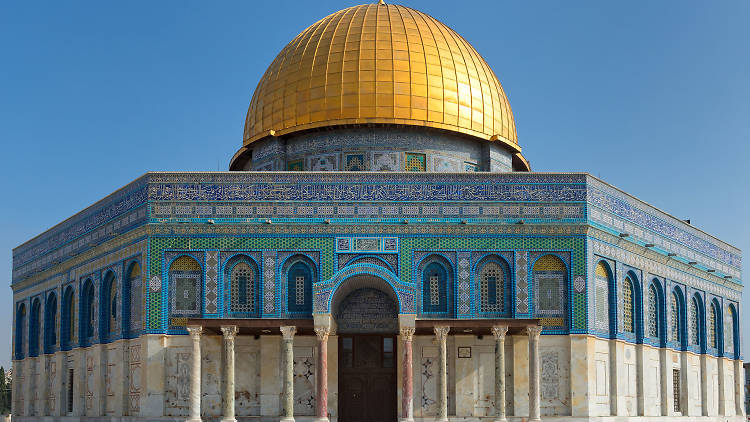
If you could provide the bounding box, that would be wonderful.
[457,347,472,359]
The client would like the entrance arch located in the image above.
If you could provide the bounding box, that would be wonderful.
[332,274,399,422]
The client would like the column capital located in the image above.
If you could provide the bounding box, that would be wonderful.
[527,325,542,340]
[434,326,450,342]
[187,325,203,339]
[400,327,415,342]
[491,325,508,340]
[314,326,330,342]
[280,326,297,340]
[220,325,239,340]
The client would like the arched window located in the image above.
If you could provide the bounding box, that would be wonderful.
[477,257,509,314]
[80,279,96,341]
[15,303,26,360]
[102,272,118,337]
[727,304,739,358]
[622,277,634,333]
[228,257,259,315]
[44,293,57,353]
[647,284,660,339]
[125,261,141,335]
[285,256,314,315]
[61,286,75,348]
[706,302,721,349]
[29,298,41,357]
[669,291,683,345]
[169,256,202,319]
[532,254,567,327]
[689,297,700,347]
[594,261,611,332]
[420,256,451,315]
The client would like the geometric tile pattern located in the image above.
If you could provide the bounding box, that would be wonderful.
[204,251,218,314]
[515,252,529,315]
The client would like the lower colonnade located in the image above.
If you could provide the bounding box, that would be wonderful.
[186,318,542,422]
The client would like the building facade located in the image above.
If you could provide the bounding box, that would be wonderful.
[10,3,743,422]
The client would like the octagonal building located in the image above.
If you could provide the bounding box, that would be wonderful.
[11,3,743,421]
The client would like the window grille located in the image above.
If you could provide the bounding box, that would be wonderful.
[296,276,305,305]
[672,369,681,412]
[429,275,439,306]
[622,278,634,333]
[231,262,255,313]
[648,287,658,338]
[670,293,680,343]
[708,305,716,348]
[480,262,504,313]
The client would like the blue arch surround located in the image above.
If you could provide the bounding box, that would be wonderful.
[61,285,75,350]
[669,286,687,350]
[728,303,740,359]
[646,278,665,347]
[29,298,41,357]
[223,254,261,317]
[15,302,26,360]
[44,292,58,354]
[473,254,512,317]
[415,253,455,317]
[316,263,413,314]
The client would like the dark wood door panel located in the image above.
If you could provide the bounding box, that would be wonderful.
[339,335,397,422]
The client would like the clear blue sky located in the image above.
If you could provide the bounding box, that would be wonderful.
[1,1,748,369]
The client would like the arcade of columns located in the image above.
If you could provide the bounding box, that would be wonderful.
[184,324,544,422]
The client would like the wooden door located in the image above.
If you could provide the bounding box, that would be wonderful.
[339,335,397,422]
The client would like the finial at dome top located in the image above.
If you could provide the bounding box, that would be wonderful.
[378,0,385,4]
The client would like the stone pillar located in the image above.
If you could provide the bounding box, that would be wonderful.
[718,356,726,415]
[221,326,239,422]
[434,326,450,422]
[400,327,415,422]
[734,359,745,416]
[280,326,297,422]
[315,326,330,422]
[492,326,508,422]
[187,325,203,422]
[700,354,708,416]
[528,326,542,422]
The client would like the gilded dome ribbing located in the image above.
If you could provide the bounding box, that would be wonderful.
[242,2,520,153]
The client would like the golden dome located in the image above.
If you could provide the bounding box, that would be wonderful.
[242,2,523,157]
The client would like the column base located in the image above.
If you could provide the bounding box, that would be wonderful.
[221,418,237,422]
[313,418,329,422]
[493,418,507,422]
[186,418,203,422]
[279,418,295,422]
[399,418,414,422]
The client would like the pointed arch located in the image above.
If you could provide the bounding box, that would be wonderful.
[532,254,568,328]
[706,298,721,351]
[645,280,666,346]
[689,293,705,352]
[669,287,686,349]
[15,302,26,360]
[622,276,635,334]
[418,254,454,316]
[80,278,96,344]
[61,285,75,349]
[168,255,203,319]
[102,270,118,339]
[727,303,739,359]
[44,292,58,354]
[224,254,261,317]
[475,254,511,316]
[593,260,613,334]
[283,254,316,316]
[29,298,41,357]
[125,260,142,336]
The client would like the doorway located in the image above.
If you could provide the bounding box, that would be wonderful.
[338,335,397,422]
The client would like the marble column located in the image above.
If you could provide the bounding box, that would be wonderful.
[314,326,330,422]
[400,327,415,422]
[527,326,542,422]
[221,325,239,422]
[492,326,508,422]
[187,325,203,422]
[280,326,297,422]
[434,326,450,422]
